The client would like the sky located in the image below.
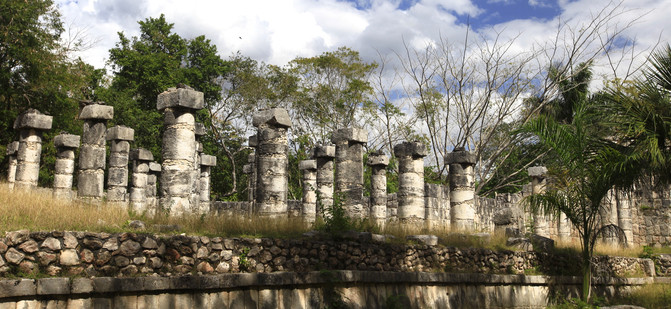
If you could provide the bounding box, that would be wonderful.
[55,0,671,72]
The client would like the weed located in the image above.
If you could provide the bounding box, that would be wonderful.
[239,247,250,271]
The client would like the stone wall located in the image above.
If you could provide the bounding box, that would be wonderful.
[0,230,659,280]
[1,271,666,309]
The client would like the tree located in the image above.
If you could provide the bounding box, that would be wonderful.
[0,0,99,185]
[105,15,238,198]
[523,97,638,302]
[289,47,378,144]
[395,1,646,194]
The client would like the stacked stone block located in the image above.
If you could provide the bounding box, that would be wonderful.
[367,151,389,227]
[192,123,207,212]
[425,183,448,229]
[6,141,19,189]
[13,110,53,189]
[157,86,204,216]
[617,189,634,247]
[147,162,161,211]
[106,126,134,202]
[332,128,367,219]
[129,148,154,213]
[252,108,292,217]
[299,159,318,223]
[244,135,258,206]
[314,145,336,217]
[53,134,80,199]
[528,166,550,238]
[394,141,428,223]
[446,148,476,231]
[78,102,113,198]
[199,154,217,214]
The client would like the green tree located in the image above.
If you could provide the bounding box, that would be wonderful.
[0,0,98,185]
[289,47,377,143]
[523,97,638,302]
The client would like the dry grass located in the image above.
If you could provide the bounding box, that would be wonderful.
[609,283,671,309]
[553,238,654,258]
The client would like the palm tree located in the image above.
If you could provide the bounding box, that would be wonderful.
[523,97,638,302]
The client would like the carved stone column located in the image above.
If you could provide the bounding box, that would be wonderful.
[299,159,318,223]
[199,154,216,214]
[78,102,113,198]
[106,126,134,202]
[394,141,428,223]
[157,86,204,216]
[129,148,154,214]
[332,128,367,218]
[529,166,550,238]
[367,151,388,227]
[14,109,53,189]
[6,141,19,190]
[446,148,476,231]
[53,134,80,199]
[253,108,292,217]
[314,145,335,218]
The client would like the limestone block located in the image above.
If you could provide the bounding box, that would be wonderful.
[131,148,154,161]
[314,145,336,158]
[243,164,253,174]
[133,173,148,187]
[54,160,75,174]
[331,128,367,144]
[77,172,105,197]
[394,141,428,158]
[149,162,162,172]
[135,162,149,173]
[107,187,127,201]
[367,152,389,166]
[108,168,129,186]
[13,110,53,130]
[299,160,317,170]
[108,152,130,167]
[252,108,292,128]
[160,170,192,196]
[54,134,80,149]
[106,126,135,141]
[249,135,258,147]
[201,154,217,167]
[157,87,205,111]
[162,129,196,161]
[53,174,73,188]
[195,122,207,136]
[445,149,476,164]
[406,235,438,246]
[82,121,108,145]
[196,142,203,153]
[528,166,548,177]
[6,141,19,155]
[79,145,106,170]
[79,104,113,120]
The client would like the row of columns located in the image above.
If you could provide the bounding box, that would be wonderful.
[4,86,216,218]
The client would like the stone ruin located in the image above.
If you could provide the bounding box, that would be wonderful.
[4,86,671,247]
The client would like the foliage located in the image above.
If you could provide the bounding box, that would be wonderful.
[289,46,378,143]
[522,64,641,301]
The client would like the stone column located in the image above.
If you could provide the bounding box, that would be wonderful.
[13,109,53,189]
[106,126,134,202]
[394,141,428,223]
[53,134,80,199]
[78,102,113,198]
[253,108,292,217]
[6,141,19,190]
[299,160,318,223]
[367,151,388,227]
[157,86,204,216]
[147,162,161,212]
[244,135,258,205]
[332,128,367,219]
[528,166,550,237]
[446,148,476,231]
[129,148,153,213]
[314,145,335,218]
[199,154,216,214]
[191,123,206,212]
[617,189,634,247]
